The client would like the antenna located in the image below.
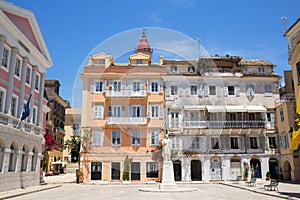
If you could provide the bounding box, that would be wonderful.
[142,28,147,37]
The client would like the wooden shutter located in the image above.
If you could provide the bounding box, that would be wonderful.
[259,135,265,150]
[223,86,228,97]
[204,85,209,97]
[235,86,240,97]
[90,80,95,93]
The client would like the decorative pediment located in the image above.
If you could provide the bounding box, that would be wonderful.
[129,52,151,60]
[0,1,52,66]
[3,10,41,52]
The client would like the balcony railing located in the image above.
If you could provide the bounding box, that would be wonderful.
[184,121,207,128]
[183,120,266,129]
[106,89,146,97]
[0,112,43,135]
[107,117,147,124]
[275,94,295,106]
[208,120,266,128]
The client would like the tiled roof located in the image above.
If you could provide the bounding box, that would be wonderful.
[240,60,273,66]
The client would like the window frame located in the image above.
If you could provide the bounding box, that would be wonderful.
[230,137,239,149]
[25,65,31,85]
[131,130,141,146]
[92,130,102,146]
[228,86,235,95]
[14,56,22,78]
[171,85,178,96]
[150,130,160,146]
[112,130,121,146]
[190,85,198,95]
[93,104,103,119]
[0,87,6,113]
[1,45,10,69]
[211,137,220,149]
[250,136,258,149]
[209,85,216,95]
[10,95,18,117]
[146,162,159,178]
[151,81,159,93]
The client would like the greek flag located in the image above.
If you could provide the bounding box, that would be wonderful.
[20,93,32,121]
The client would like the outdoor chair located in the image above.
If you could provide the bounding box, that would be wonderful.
[245,177,256,186]
[264,179,279,191]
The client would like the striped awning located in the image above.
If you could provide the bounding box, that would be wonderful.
[206,106,226,112]
[225,106,247,112]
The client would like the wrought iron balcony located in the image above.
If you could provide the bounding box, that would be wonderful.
[107,117,147,124]
[184,121,207,128]
[106,89,146,97]
[182,120,266,129]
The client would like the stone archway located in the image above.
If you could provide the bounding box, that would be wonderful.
[283,160,292,181]
[173,160,182,181]
[250,158,261,178]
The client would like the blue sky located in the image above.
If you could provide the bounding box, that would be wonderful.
[6,0,300,107]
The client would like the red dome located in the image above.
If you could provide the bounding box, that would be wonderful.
[136,36,151,53]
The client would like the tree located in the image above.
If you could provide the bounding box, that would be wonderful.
[64,135,81,163]
[43,133,63,174]
[122,155,132,181]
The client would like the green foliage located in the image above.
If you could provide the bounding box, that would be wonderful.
[123,155,132,181]
[266,171,271,177]
[243,162,249,177]
[64,135,81,163]
[244,167,249,177]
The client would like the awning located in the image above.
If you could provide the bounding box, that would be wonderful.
[206,106,226,112]
[184,105,206,110]
[225,106,247,112]
[245,106,267,112]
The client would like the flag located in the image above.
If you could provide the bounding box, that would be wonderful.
[20,93,32,121]
[292,90,300,150]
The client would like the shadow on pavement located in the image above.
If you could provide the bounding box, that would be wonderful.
[278,192,300,199]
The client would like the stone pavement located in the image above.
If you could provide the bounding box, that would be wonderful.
[221,180,300,200]
[1,173,300,200]
[0,173,75,200]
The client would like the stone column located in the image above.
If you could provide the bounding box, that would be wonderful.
[37,72,45,126]
[17,57,29,117]
[4,47,19,114]
[0,35,7,66]
[29,66,37,122]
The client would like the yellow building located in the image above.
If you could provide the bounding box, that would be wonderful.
[284,18,300,181]
[63,108,81,163]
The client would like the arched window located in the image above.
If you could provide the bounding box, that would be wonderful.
[8,142,18,172]
[21,144,29,172]
[0,139,5,172]
[31,146,38,171]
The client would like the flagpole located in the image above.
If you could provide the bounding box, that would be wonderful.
[16,115,22,129]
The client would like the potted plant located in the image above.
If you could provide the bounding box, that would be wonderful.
[266,171,271,181]
[122,156,132,182]
[76,168,83,183]
[244,167,249,181]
